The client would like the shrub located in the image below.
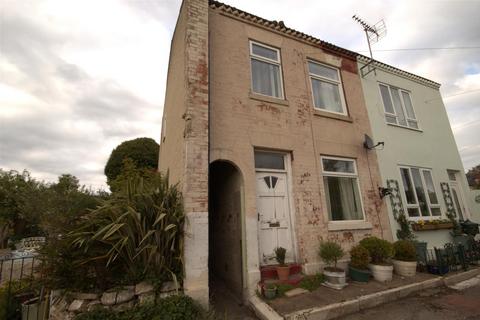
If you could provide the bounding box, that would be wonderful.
[0,279,34,320]
[349,245,370,270]
[274,247,286,265]
[75,295,208,320]
[393,240,417,261]
[319,241,344,270]
[70,172,184,284]
[299,274,325,291]
[359,236,393,264]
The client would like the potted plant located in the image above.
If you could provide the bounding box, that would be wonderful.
[263,283,277,299]
[392,240,417,277]
[359,236,394,282]
[319,241,347,289]
[348,245,370,282]
[274,247,290,281]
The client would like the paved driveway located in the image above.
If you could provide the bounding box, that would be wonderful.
[339,284,480,320]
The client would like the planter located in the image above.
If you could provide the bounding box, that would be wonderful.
[348,266,370,282]
[412,222,453,231]
[22,297,47,320]
[368,264,393,282]
[264,287,276,299]
[427,264,449,275]
[276,265,290,281]
[323,268,347,289]
[392,259,417,277]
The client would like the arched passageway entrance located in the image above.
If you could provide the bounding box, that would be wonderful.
[209,160,244,302]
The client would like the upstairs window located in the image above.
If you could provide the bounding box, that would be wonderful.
[399,166,441,219]
[322,156,364,221]
[379,84,418,129]
[308,61,347,115]
[250,41,284,99]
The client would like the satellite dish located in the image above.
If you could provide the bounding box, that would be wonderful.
[364,134,375,149]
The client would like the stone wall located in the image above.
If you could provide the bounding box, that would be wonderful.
[49,281,177,319]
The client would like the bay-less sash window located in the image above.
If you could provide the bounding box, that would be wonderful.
[308,61,347,115]
[322,157,364,221]
[379,84,418,129]
[250,41,284,99]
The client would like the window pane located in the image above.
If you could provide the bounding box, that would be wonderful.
[391,88,408,126]
[322,158,355,174]
[385,114,397,124]
[447,170,457,181]
[431,207,441,216]
[411,168,430,216]
[311,78,343,113]
[380,85,395,114]
[308,62,339,80]
[422,170,439,204]
[401,91,416,120]
[400,168,417,204]
[252,43,278,61]
[324,176,363,221]
[452,188,464,220]
[407,208,420,217]
[251,59,282,98]
[407,120,418,129]
[254,151,284,169]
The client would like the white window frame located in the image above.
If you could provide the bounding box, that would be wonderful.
[249,41,285,99]
[321,156,365,222]
[399,166,441,221]
[379,83,419,130]
[308,60,347,116]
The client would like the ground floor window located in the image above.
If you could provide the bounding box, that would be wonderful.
[399,166,441,219]
[321,156,364,221]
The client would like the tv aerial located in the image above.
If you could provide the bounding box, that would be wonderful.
[352,15,387,77]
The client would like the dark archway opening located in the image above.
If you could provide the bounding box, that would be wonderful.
[209,160,244,304]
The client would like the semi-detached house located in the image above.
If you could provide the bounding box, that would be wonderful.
[158,0,478,306]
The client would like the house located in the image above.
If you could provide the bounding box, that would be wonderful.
[158,0,476,306]
[358,57,480,247]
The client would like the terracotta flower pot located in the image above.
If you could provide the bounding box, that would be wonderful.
[276,265,290,281]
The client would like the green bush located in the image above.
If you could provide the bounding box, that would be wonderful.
[319,241,344,270]
[75,295,208,320]
[70,172,184,284]
[349,245,370,270]
[299,274,325,291]
[393,240,417,261]
[359,236,393,264]
[0,279,34,320]
[274,247,286,265]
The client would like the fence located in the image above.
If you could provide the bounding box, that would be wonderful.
[0,255,48,320]
[417,237,480,275]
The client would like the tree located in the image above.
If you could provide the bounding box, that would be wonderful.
[466,165,480,189]
[104,137,159,187]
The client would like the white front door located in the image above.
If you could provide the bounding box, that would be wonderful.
[256,171,294,265]
[450,182,467,220]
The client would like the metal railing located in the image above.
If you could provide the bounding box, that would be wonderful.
[0,255,48,320]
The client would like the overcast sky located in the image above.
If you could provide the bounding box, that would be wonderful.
[0,0,479,189]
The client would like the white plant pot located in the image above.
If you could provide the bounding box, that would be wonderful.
[392,259,417,277]
[368,264,393,282]
[323,269,347,290]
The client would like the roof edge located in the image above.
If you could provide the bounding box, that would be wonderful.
[209,0,441,89]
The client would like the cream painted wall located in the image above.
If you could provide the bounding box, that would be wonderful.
[358,60,478,248]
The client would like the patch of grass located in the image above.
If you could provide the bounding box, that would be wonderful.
[299,273,325,292]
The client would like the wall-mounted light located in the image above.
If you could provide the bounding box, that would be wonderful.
[364,134,384,150]
[379,187,392,199]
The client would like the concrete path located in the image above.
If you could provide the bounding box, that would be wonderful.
[338,282,480,320]
[210,278,258,320]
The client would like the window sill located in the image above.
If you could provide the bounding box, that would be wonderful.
[313,109,353,123]
[249,92,289,106]
[387,123,423,132]
[327,221,372,231]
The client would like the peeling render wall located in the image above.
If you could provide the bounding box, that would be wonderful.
[208,9,393,295]
[158,0,209,306]
[358,60,477,248]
